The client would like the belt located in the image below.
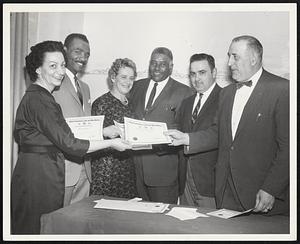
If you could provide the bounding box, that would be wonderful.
[20,145,60,153]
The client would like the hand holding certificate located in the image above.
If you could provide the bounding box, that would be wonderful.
[65,116,104,140]
[124,117,171,145]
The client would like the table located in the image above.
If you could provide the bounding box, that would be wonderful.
[40,195,289,234]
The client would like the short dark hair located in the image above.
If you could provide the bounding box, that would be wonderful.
[151,47,173,61]
[64,33,89,48]
[190,53,215,71]
[25,41,66,82]
[232,35,263,61]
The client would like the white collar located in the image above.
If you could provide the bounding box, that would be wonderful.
[150,76,169,86]
[198,82,216,98]
[66,68,76,81]
[246,67,263,87]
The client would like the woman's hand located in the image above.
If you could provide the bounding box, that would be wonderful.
[110,138,132,151]
[103,125,123,138]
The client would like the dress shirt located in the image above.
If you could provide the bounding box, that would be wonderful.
[231,67,263,139]
[66,69,78,92]
[144,77,169,109]
[192,83,216,115]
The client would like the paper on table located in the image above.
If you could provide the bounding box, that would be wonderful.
[94,199,169,213]
[165,207,209,221]
[66,115,104,140]
[206,208,253,219]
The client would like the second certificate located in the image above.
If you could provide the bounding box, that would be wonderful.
[124,117,171,145]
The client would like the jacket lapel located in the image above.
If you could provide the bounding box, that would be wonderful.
[195,85,220,125]
[137,79,150,117]
[64,75,82,107]
[148,77,173,112]
[185,94,196,131]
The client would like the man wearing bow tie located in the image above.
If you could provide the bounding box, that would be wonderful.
[166,35,289,215]
[53,33,92,206]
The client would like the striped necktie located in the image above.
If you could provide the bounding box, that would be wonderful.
[191,93,203,124]
[74,76,83,106]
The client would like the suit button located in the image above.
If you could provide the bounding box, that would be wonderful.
[230,146,234,150]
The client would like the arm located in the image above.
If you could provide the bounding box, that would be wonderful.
[260,84,290,199]
[88,138,131,153]
[166,111,218,154]
[32,96,131,157]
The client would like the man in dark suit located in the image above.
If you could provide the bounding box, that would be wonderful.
[176,53,221,208]
[53,33,92,206]
[129,47,193,204]
[166,35,289,215]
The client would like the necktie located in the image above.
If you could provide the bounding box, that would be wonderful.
[191,93,203,124]
[146,82,158,110]
[74,76,83,106]
[236,80,252,89]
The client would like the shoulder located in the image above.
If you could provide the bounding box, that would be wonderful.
[92,92,110,106]
[170,78,192,91]
[260,70,289,98]
[132,78,149,88]
[262,70,289,86]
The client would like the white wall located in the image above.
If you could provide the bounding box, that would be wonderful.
[34,10,290,103]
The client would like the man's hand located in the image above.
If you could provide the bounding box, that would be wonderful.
[103,125,123,138]
[253,189,275,213]
[164,129,189,146]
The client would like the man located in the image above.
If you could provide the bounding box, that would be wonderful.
[166,35,289,215]
[129,47,193,204]
[53,33,92,206]
[176,53,221,208]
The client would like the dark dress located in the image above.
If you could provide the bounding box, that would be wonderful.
[90,92,137,198]
[11,84,89,234]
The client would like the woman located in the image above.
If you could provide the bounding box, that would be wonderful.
[11,41,131,234]
[90,58,138,199]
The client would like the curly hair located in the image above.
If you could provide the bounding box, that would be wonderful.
[25,41,67,82]
[107,58,137,89]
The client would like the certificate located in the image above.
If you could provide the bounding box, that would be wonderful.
[124,117,171,145]
[114,120,152,150]
[66,115,104,140]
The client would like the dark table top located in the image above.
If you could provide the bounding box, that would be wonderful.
[40,195,289,235]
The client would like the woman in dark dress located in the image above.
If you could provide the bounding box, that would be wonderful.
[90,58,138,198]
[11,41,131,234]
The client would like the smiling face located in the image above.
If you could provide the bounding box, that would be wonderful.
[65,38,90,75]
[149,53,173,82]
[112,66,135,96]
[36,51,66,91]
[227,40,257,82]
[189,60,216,93]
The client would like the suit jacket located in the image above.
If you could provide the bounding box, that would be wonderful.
[176,84,221,197]
[52,75,92,186]
[129,77,193,191]
[187,70,289,214]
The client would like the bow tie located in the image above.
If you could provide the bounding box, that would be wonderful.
[236,80,252,89]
